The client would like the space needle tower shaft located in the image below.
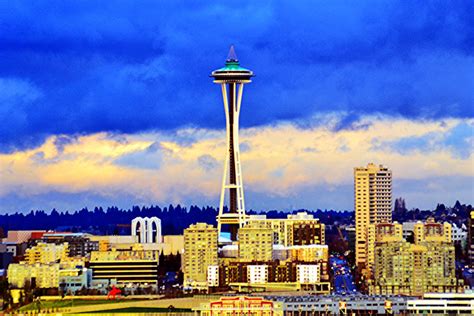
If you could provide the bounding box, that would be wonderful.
[211,46,254,241]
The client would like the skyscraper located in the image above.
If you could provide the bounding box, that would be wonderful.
[370,220,458,296]
[468,211,474,268]
[238,226,273,261]
[354,163,392,272]
[211,46,254,241]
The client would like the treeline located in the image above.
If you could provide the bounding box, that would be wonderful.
[1,200,468,237]
[0,205,352,236]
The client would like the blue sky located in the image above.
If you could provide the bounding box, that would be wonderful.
[0,1,472,212]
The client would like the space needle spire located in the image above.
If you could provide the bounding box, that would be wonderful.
[211,45,254,241]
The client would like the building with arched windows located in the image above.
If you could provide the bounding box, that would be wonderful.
[131,217,162,244]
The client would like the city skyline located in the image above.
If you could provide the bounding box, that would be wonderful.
[0,1,473,213]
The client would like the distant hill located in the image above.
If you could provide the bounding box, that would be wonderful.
[0,205,352,236]
[0,200,470,237]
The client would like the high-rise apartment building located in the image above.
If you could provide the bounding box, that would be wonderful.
[413,218,451,244]
[469,211,474,267]
[24,242,69,264]
[238,226,273,261]
[183,223,218,290]
[366,222,403,276]
[370,220,460,296]
[371,241,458,296]
[354,163,392,271]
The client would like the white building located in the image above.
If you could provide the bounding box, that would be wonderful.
[247,265,268,284]
[407,293,474,314]
[452,223,467,244]
[207,265,219,287]
[131,217,162,243]
[297,264,320,284]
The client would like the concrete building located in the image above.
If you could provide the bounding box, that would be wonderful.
[370,220,460,296]
[24,242,69,264]
[131,216,162,243]
[211,260,330,293]
[183,223,218,290]
[248,265,268,284]
[247,212,325,246]
[354,163,392,272]
[238,226,273,261]
[366,222,403,276]
[8,263,60,288]
[469,211,474,268]
[276,294,408,315]
[451,223,467,244]
[207,265,219,287]
[404,219,454,243]
[59,267,92,294]
[2,230,46,244]
[286,244,329,263]
[407,292,474,314]
[196,296,283,316]
[413,218,451,244]
[89,249,159,286]
[297,264,320,284]
[90,234,183,255]
[90,235,138,252]
[41,233,99,257]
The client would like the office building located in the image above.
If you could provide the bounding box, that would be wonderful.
[297,264,320,284]
[59,267,92,294]
[89,249,159,286]
[238,226,273,261]
[211,260,330,293]
[286,244,329,263]
[413,218,451,244]
[41,233,99,257]
[354,163,392,272]
[469,211,474,267]
[183,223,218,290]
[366,222,403,276]
[247,212,325,246]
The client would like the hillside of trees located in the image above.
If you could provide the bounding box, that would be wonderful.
[0,200,470,237]
[0,205,352,236]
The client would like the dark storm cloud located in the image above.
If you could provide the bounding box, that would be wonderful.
[0,0,472,150]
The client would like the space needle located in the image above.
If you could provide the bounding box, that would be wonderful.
[211,46,254,241]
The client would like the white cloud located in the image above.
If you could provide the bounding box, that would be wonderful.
[0,114,472,210]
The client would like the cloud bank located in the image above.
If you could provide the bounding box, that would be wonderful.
[1,114,472,212]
